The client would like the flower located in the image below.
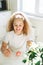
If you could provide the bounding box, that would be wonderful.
[22,46,43,65]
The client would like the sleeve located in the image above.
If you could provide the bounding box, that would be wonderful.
[3,32,9,44]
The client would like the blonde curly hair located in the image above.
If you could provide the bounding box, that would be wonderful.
[7,11,31,35]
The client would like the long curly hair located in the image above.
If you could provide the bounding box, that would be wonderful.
[7,11,31,35]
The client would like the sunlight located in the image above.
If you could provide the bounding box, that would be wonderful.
[22,0,35,14]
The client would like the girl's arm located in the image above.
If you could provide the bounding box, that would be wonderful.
[1,41,7,52]
[27,40,32,47]
[26,40,32,51]
[1,41,11,57]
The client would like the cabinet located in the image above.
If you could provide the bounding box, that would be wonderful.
[0,0,7,11]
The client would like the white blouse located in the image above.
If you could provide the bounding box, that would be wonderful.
[3,31,28,53]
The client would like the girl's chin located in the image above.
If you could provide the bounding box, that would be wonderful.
[16,32,22,35]
[14,30,23,35]
[16,33,21,35]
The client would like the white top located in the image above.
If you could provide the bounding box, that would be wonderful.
[3,31,29,53]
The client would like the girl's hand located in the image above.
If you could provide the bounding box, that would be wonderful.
[16,51,21,56]
[3,49,11,57]
[27,41,32,47]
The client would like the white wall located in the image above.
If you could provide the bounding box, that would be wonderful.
[30,18,43,42]
[0,11,11,40]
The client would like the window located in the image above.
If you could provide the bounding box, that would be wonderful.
[17,0,43,18]
[39,0,43,14]
[22,0,35,14]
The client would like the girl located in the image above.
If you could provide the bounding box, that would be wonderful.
[1,11,32,65]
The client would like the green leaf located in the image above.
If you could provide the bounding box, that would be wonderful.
[22,59,27,63]
[40,53,43,59]
[41,48,43,52]
[27,50,32,53]
[39,48,43,52]
[35,61,40,65]
[29,51,37,60]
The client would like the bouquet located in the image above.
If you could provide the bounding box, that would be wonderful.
[22,43,43,65]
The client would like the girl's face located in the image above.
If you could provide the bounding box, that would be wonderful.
[13,18,24,35]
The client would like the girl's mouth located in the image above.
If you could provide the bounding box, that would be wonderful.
[16,28,20,31]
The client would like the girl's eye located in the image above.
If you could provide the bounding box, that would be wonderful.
[15,25,17,26]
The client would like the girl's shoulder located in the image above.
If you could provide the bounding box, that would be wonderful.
[3,31,14,43]
[6,31,14,37]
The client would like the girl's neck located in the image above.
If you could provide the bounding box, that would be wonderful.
[14,31,23,35]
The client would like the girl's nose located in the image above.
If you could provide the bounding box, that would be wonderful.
[16,26,20,30]
[17,27,20,30]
